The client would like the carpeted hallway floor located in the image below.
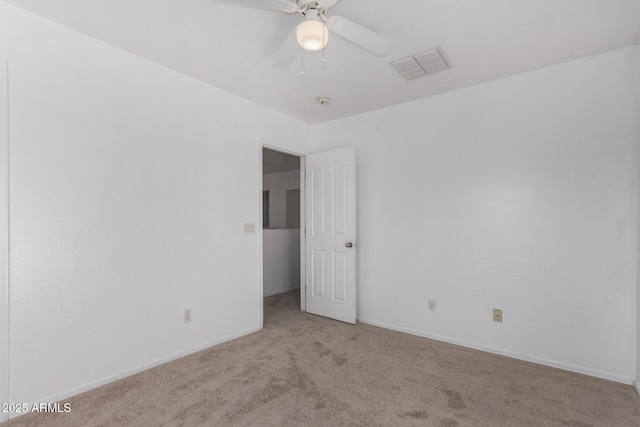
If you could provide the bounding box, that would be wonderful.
[6,290,640,426]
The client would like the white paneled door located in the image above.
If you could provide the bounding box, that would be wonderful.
[305,147,356,324]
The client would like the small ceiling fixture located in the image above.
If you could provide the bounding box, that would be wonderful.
[316,97,331,105]
[296,16,329,51]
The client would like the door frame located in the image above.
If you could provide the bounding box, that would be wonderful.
[0,58,9,423]
[258,140,306,329]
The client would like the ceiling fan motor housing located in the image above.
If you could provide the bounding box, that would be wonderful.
[297,0,334,15]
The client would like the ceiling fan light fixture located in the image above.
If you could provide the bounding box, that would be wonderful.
[296,19,329,51]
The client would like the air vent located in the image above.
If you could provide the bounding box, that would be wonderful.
[391,47,450,81]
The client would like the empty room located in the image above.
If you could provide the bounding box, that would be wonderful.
[1,0,639,426]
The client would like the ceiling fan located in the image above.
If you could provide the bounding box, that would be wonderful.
[213,0,393,68]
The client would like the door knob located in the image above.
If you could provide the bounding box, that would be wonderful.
[345,242,353,248]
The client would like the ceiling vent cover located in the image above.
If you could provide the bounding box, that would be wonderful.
[391,47,450,81]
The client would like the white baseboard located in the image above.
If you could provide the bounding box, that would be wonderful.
[634,380,640,397]
[263,286,299,297]
[7,325,261,421]
[358,318,634,385]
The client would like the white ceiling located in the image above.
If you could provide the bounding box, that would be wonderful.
[4,0,640,124]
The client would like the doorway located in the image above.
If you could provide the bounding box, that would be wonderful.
[261,146,305,320]
[259,144,358,327]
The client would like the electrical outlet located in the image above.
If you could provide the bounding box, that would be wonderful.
[493,309,502,323]
[428,299,436,311]
[184,309,192,323]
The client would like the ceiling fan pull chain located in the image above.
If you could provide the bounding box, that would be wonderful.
[322,22,327,63]
[300,47,305,76]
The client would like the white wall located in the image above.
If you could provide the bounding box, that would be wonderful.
[0,1,309,410]
[0,58,8,423]
[263,229,300,297]
[312,46,640,383]
[263,170,300,229]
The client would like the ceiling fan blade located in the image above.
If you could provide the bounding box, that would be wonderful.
[213,0,299,14]
[273,27,300,68]
[326,15,393,57]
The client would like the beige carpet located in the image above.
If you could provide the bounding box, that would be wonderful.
[6,291,639,426]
